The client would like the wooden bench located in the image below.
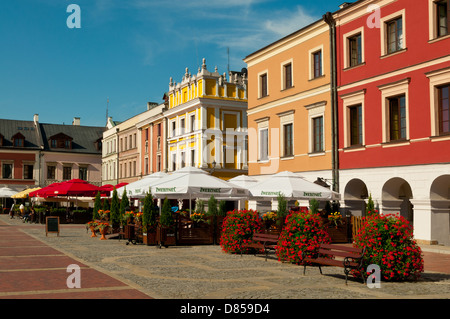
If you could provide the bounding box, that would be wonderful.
[302,244,366,284]
[241,233,279,261]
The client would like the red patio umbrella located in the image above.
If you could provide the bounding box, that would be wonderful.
[48,179,101,197]
[98,182,128,196]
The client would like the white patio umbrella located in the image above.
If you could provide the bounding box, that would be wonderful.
[228,175,259,189]
[150,167,249,212]
[115,172,168,198]
[0,187,18,198]
[248,171,340,200]
[0,187,18,211]
[151,167,248,199]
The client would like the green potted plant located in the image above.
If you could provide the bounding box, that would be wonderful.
[110,188,120,231]
[157,198,176,248]
[93,191,102,220]
[207,195,219,243]
[119,189,129,226]
[142,191,158,245]
[276,193,288,230]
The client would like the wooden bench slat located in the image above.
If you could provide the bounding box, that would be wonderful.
[318,249,362,258]
[305,257,359,268]
[303,243,366,284]
[319,244,363,253]
[241,232,280,261]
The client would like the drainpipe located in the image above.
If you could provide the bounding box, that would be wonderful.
[323,12,339,193]
[116,128,119,185]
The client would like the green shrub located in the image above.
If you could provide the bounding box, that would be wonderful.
[160,198,174,227]
[142,192,158,232]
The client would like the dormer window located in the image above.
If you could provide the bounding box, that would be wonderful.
[49,133,73,149]
[95,138,102,151]
[12,133,25,148]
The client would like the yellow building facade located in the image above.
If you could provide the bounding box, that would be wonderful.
[165,58,248,180]
[244,18,335,203]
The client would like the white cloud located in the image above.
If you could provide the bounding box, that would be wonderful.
[264,6,317,37]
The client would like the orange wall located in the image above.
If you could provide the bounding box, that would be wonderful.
[246,21,333,176]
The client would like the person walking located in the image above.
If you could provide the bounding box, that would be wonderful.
[9,203,15,219]
[19,203,24,219]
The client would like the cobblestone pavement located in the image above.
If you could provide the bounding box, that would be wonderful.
[1,215,449,302]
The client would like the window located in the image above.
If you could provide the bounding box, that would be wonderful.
[348,33,362,67]
[191,149,195,167]
[157,155,161,172]
[190,114,196,132]
[437,0,449,37]
[283,123,293,157]
[13,137,24,147]
[313,51,322,78]
[313,117,324,152]
[47,165,56,179]
[171,121,176,137]
[181,152,186,168]
[341,89,365,148]
[144,157,149,175]
[388,95,407,141]
[172,153,177,171]
[386,17,403,54]
[260,73,268,98]
[438,84,450,134]
[349,105,363,146]
[284,63,293,89]
[24,164,33,180]
[79,167,88,181]
[2,163,12,179]
[180,118,185,135]
[157,123,161,136]
[63,166,72,180]
[259,128,269,161]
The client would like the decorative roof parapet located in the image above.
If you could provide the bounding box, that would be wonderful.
[168,58,247,94]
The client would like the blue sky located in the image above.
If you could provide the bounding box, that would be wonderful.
[0,0,344,127]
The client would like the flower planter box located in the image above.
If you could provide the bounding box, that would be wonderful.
[143,231,157,245]
[157,226,176,248]
[326,225,349,243]
[124,224,135,240]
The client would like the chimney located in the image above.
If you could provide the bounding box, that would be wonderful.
[33,114,39,124]
[72,117,80,126]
